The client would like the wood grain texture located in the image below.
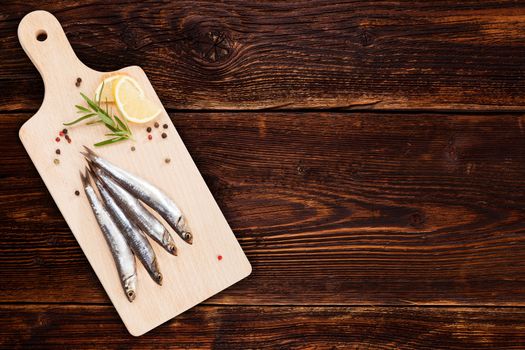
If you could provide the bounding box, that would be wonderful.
[2,112,525,305]
[2,1,525,111]
[1,305,525,349]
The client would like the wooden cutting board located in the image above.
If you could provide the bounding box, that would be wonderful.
[17,10,251,336]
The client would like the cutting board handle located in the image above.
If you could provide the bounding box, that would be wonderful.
[18,11,86,90]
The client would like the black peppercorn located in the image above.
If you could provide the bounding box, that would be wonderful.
[161,132,167,139]
[163,124,168,129]
[146,127,152,133]
[154,122,159,128]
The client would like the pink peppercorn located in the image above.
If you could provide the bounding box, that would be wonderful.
[55,137,60,142]
[217,255,223,261]
[148,134,152,140]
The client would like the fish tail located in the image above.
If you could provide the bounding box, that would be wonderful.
[86,162,97,180]
[79,167,90,187]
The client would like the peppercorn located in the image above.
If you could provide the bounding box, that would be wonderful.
[163,124,168,129]
[154,122,159,128]
[131,146,136,152]
[146,127,152,133]
[75,77,82,87]
[62,128,68,134]
[165,158,171,164]
[55,137,60,142]
[74,190,80,196]
[55,149,61,155]
[53,158,60,165]
[161,132,167,139]
[148,134,152,140]
[65,134,71,143]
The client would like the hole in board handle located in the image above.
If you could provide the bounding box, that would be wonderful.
[36,30,47,42]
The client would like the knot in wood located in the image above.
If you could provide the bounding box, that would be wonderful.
[184,26,234,64]
[409,212,425,228]
[358,27,374,47]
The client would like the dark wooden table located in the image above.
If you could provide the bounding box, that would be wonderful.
[2,1,525,348]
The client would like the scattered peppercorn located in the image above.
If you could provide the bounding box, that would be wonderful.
[55,137,60,142]
[148,134,153,140]
[55,149,61,155]
[161,132,167,139]
[59,131,64,137]
[163,124,168,129]
[131,146,136,152]
[75,77,82,87]
[217,255,223,261]
[53,158,60,165]
[65,134,71,143]
[154,122,159,128]
[74,190,80,196]
[62,128,68,134]
[146,127,152,133]
[165,158,171,163]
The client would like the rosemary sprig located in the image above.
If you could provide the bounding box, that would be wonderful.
[63,85,132,147]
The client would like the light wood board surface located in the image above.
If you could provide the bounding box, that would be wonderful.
[17,10,251,336]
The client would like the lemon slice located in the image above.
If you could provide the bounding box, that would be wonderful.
[114,76,162,124]
[94,74,125,103]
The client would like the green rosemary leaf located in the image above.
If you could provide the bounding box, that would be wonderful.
[114,115,128,132]
[75,105,90,113]
[63,114,97,126]
[105,122,118,133]
[95,81,104,105]
[86,120,104,125]
[94,137,125,147]
[68,88,132,147]
[81,93,101,113]
[105,131,129,137]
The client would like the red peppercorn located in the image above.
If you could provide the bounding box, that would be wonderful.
[65,135,71,143]
[217,255,223,261]
[148,134,152,140]
[55,137,60,142]
[59,131,64,137]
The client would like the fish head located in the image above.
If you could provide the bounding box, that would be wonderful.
[123,275,137,302]
[177,216,193,244]
[162,230,178,256]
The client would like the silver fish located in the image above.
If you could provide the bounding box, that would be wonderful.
[91,169,163,285]
[93,166,177,256]
[82,146,193,244]
[80,169,137,302]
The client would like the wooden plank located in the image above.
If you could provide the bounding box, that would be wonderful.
[1,304,525,348]
[2,1,525,111]
[2,112,525,306]
[15,10,250,336]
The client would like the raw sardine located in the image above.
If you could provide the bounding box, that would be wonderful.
[82,146,193,244]
[93,166,177,255]
[91,169,163,285]
[80,169,137,302]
